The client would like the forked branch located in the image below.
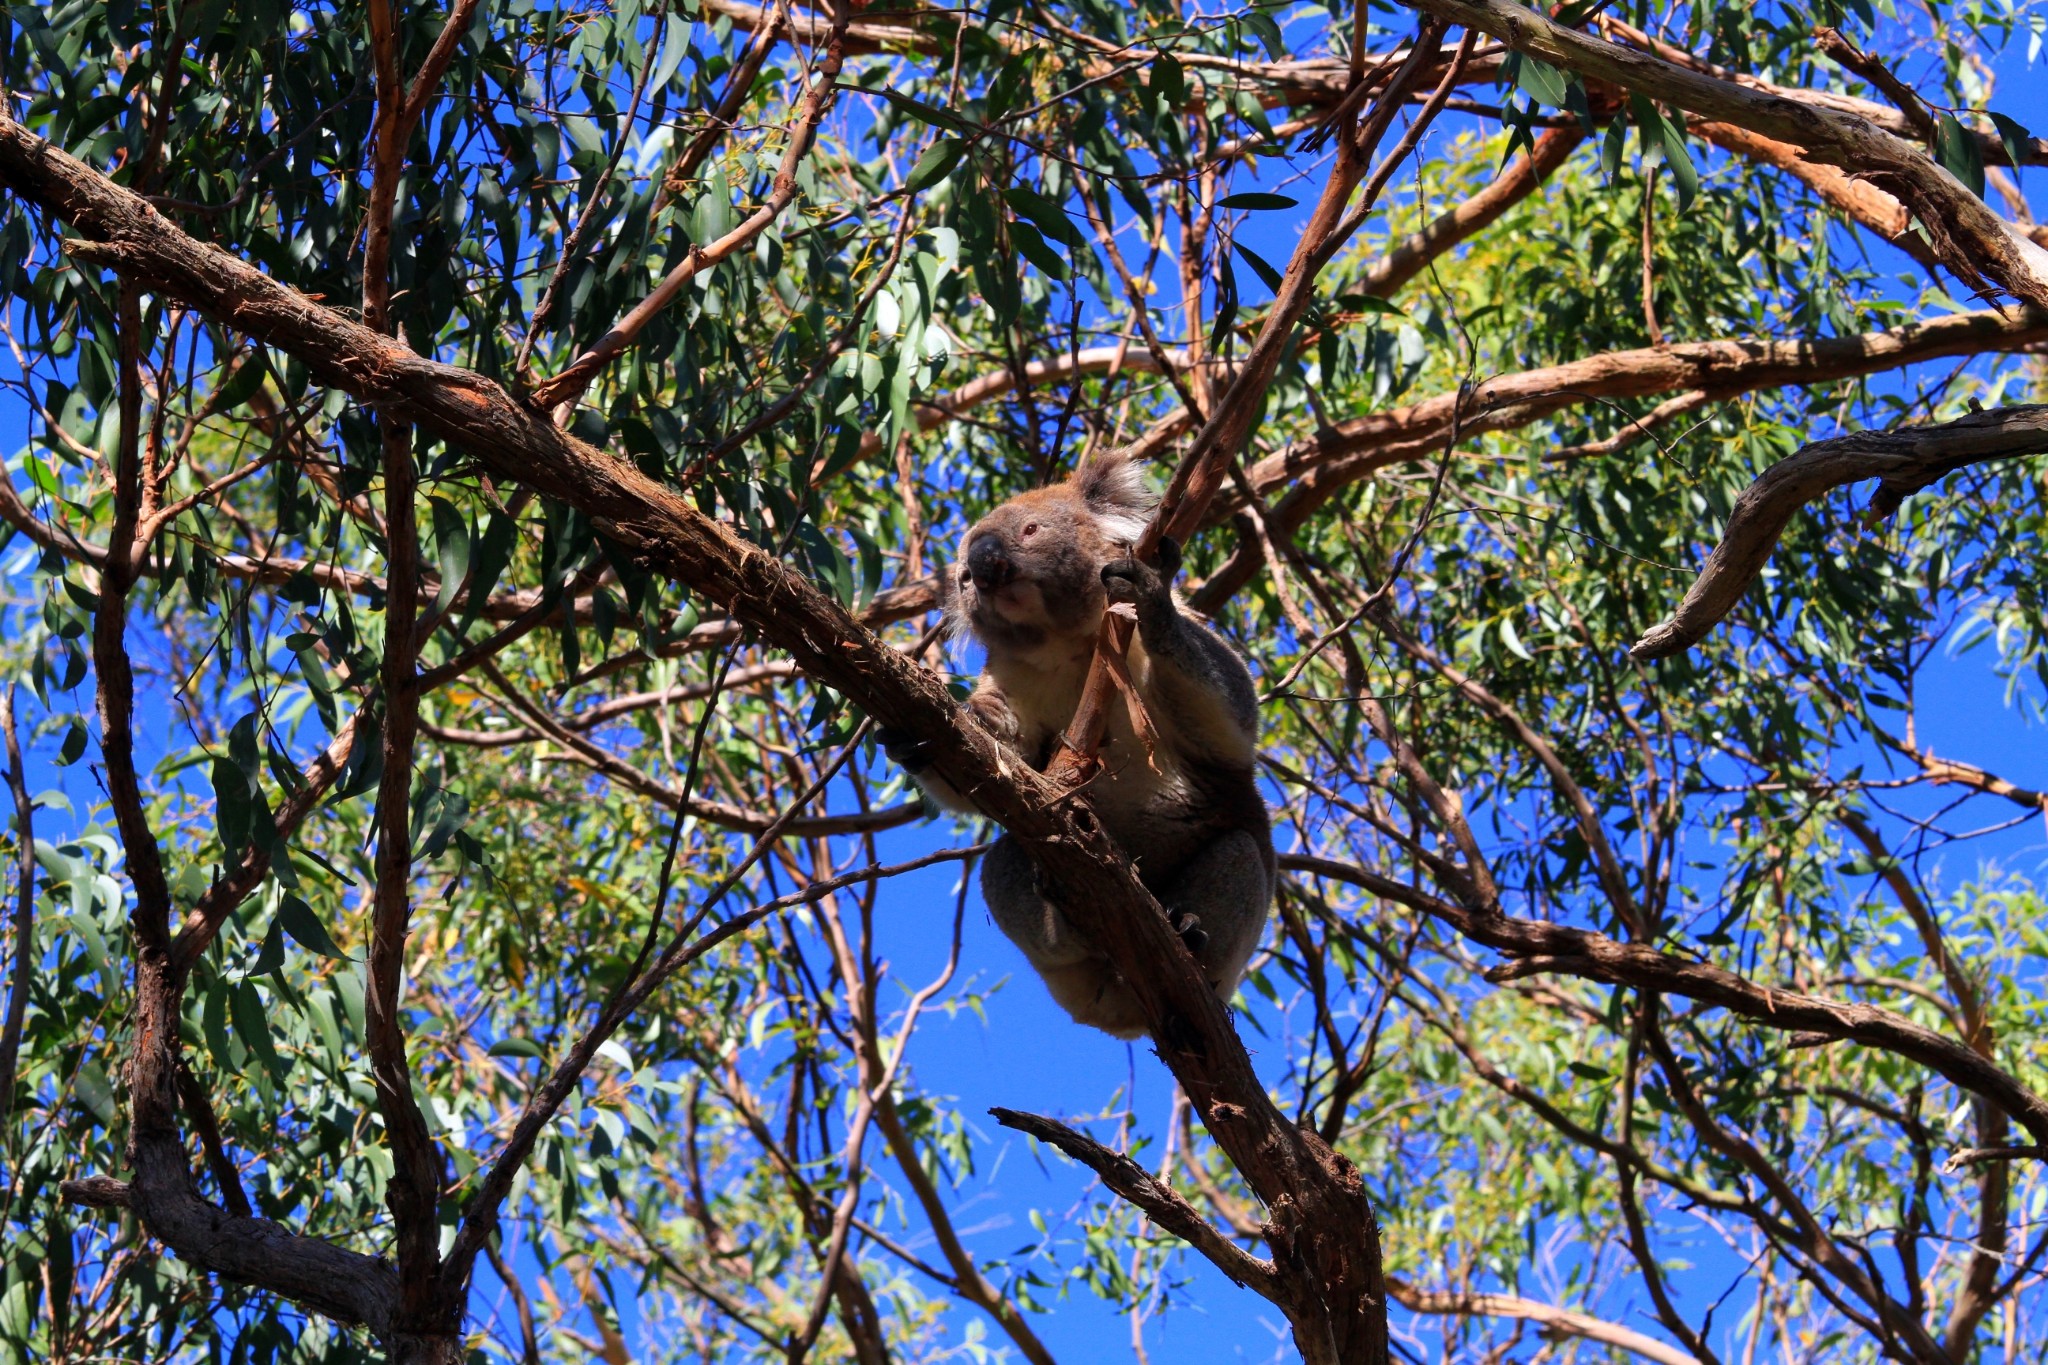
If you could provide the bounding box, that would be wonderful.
[990,1107,1281,1299]
[1632,404,2048,659]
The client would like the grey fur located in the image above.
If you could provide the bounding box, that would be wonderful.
[892,451,1275,1038]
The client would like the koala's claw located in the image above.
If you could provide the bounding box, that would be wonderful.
[1101,537,1182,607]
[1101,556,1163,607]
[875,727,937,773]
[1169,908,1209,956]
[1156,534,1182,581]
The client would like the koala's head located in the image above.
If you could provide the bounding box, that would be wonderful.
[946,451,1154,654]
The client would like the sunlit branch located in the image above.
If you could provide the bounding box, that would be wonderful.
[1633,404,2048,659]
[1389,1278,1703,1365]
[1409,0,2048,307]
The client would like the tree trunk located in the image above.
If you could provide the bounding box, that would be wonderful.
[390,1333,464,1365]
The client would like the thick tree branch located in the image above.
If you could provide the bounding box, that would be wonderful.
[1691,119,1940,270]
[1594,16,2048,169]
[1406,0,2048,307]
[66,272,403,1337]
[1899,745,2045,814]
[364,423,448,1353]
[1632,404,2048,659]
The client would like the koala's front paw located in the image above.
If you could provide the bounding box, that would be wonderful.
[1101,538,1178,610]
[875,728,938,773]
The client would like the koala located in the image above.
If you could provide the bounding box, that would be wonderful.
[884,450,1275,1039]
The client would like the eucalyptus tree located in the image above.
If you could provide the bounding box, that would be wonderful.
[0,0,2046,1361]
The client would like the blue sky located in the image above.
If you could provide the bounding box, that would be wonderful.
[785,20,2048,1365]
[7,5,2048,1362]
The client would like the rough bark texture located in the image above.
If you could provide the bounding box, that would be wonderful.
[1690,118,1939,268]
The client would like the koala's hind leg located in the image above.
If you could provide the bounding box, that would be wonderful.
[981,835,1091,966]
[1157,829,1273,1000]
[982,836,1147,1038]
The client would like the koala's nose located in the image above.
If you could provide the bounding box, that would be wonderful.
[967,535,1013,591]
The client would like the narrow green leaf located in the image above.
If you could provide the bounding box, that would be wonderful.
[489,1037,545,1059]
[231,978,287,1076]
[1004,186,1080,246]
[1662,125,1700,212]
[429,497,472,622]
[55,719,85,766]
[1007,220,1069,279]
[1236,243,1284,293]
[211,758,253,856]
[906,136,965,192]
[870,87,974,134]
[278,892,349,958]
[1934,112,1987,196]
[73,1062,116,1126]
[228,713,262,785]
[248,917,286,977]
[1242,10,1285,60]
[1988,111,2033,176]
[1208,248,1240,352]
[1499,615,1533,661]
[1515,55,1571,109]
[1149,53,1185,109]
[458,509,519,636]
[651,11,689,92]
[1628,93,1666,161]
[214,350,269,410]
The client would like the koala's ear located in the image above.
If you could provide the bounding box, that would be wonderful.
[1072,449,1155,516]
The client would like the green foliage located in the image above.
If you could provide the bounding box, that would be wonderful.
[0,0,2044,1360]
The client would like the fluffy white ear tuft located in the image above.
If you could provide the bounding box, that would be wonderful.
[1071,449,1156,518]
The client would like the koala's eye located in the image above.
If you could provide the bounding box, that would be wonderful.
[1021,522,1039,537]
